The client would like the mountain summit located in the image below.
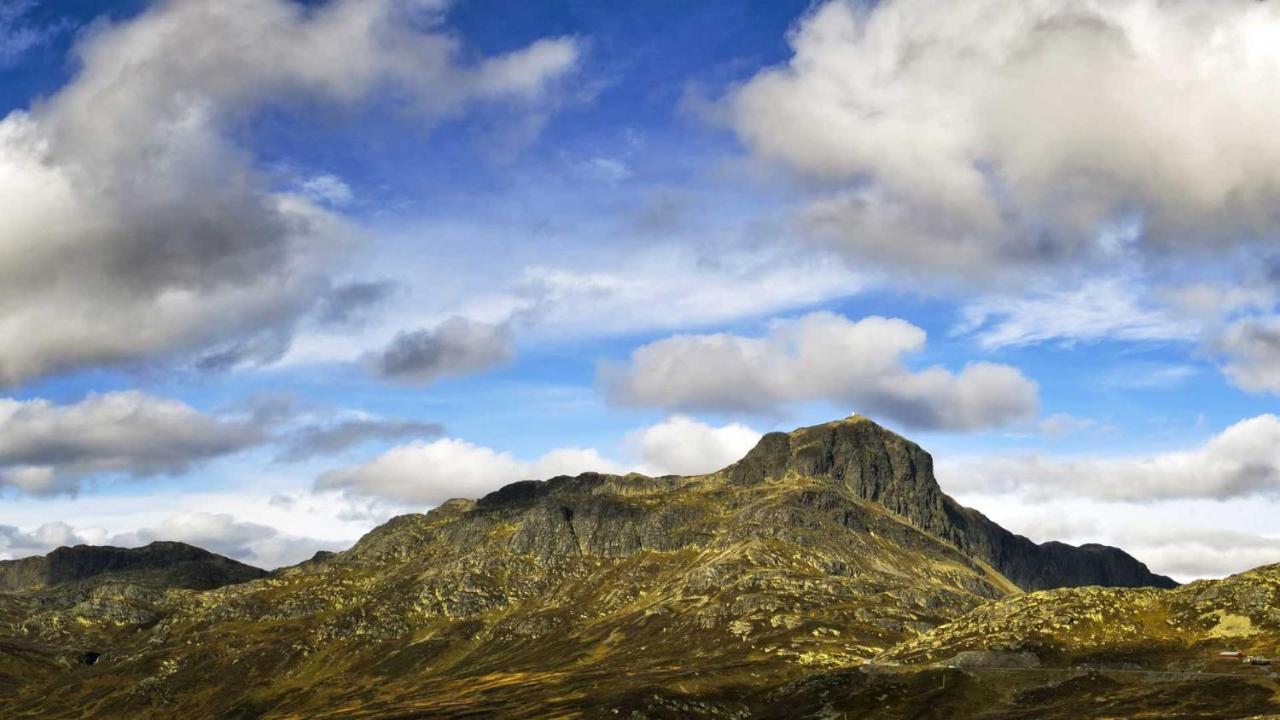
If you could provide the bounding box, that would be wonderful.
[2,416,1186,718]
[728,416,1175,590]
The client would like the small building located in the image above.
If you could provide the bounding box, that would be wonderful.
[1219,651,1246,660]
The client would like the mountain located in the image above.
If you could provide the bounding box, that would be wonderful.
[725,418,1174,591]
[0,541,267,593]
[0,416,1221,719]
[0,542,265,703]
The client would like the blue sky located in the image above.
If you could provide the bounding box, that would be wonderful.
[2,0,1279,580]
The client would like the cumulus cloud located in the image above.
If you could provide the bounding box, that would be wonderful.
[1214,316,1280,395]
[944,498,1280,581]
[0,392,264,495]
[626,415,761,476]
[0,0,578,385]
[727,0,1280,276]
[316,437,622,505]
[367,317,515,384]
[1112,525,1280,581]
[278,417,444,463]
[0,512,341,568]
[600,312,1039,431]
[941,415,1280,502]
[111,512,279,562]
[0,521,105,559]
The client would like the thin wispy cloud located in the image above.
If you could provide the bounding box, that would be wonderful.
[0,1,66,68]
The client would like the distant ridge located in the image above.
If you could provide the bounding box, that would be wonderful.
[0,541,266,593]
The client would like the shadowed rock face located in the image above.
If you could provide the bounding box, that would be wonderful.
[0,541,266,593]
[726,417,1175,591]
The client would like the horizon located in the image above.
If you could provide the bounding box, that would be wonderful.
[3,0,1280,584]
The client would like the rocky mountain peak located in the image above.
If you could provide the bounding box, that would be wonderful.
[729,415,944,530]
[727,415,1174,591]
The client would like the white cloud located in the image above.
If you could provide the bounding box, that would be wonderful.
[316,437,623,505]
[626,415,761,476]
[278,240,870,368]
[0,0,578,385]
[940,415,1280,502]
[111,512,277,561]
[512,244,871,337]
[0,511,341,569]
[0,392,263,495]
[727,0,1280,276]
[581,157,632,185]
[1036,413,1096,438]
[941,495,1280,581]
[298,174,354,207]
[314,415,768,504]
[957,278,1197,349]
[110,511,342,569]
[527,447,623,480]
[600,312,1038,431]
[366,317,515,385]
[0,522,103,558]
[1095,362,1198,391]
[1110,525,1280,581]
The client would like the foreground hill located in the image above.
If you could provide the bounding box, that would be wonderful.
[0,417,1199,718]
[883,561,1280,669]
[767,563,1280,719]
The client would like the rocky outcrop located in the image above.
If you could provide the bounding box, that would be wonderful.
[725,416,1175,591]
[0,541,266,593]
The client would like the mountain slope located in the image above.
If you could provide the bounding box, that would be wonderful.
[0,542,265,703]
[0,416,1180,718]
[882,561,1280,669]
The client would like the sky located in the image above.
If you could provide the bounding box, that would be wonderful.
[1,0,1279,582]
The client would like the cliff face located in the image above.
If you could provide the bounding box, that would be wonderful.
[728,417,1175,591]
